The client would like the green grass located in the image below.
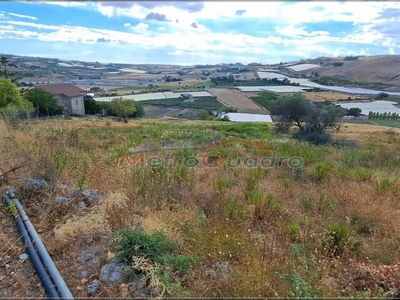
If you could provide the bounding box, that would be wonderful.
[250,91,279,109]
[372,120,400,128]
[189,81,216,88]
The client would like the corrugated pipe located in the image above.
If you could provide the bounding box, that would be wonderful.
[3,187,74,299]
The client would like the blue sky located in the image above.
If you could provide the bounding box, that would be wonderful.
[0,1,399,65]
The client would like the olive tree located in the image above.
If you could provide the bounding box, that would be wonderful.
[266,93,347,144]
[109,97,136,123]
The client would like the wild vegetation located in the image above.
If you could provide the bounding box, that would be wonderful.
[1,114,400,298]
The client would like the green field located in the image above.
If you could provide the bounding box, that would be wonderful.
[140,96,225,110]
[372,120,400,128]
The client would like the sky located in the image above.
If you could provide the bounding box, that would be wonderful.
[0,1,400,65]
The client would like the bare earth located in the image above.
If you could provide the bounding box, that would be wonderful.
[209,88,268,114]
[0,205,46,298]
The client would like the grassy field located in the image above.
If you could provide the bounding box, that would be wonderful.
[371,119,400,128]
[108,80,214,95]
[1,117,400,298]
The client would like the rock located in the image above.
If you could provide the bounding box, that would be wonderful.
[214,261,235,279]
[100,262,126,284]
[80,271,87,278]
[19,253,29,261]
[19,178,49,193]
[55,196,69,204]
[71,188,101,207]
[128,273,147,291]
[87,279,100,295]
[76,246,102,265]
[76,201,87,210]
[140,287,155,295]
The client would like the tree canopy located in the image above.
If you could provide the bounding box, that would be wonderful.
[24,88,58,116]
[0,78,33,112]
[109,97,136,123]
[266,93,347,144]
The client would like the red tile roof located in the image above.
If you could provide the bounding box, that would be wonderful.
[36,83,85,98]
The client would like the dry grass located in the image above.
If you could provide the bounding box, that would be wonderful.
[304,91,370,101]
[2,117,400,298]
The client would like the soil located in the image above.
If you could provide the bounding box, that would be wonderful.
[0,202,46,298]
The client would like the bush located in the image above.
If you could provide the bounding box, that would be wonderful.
[322,222,354,257]
[113,229,177,264]
[293,131,333,145]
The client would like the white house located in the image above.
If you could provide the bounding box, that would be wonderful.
[36,83,86,116]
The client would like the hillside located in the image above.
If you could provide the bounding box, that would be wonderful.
[294,56,400,90]
[2,54,400,91]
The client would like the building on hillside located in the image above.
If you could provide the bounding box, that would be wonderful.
[36,83,85,116]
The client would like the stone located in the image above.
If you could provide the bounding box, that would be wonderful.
[76,201,87,210]
[214,261,235,279]
[76,247,102,265]
[19,178,49,193]
[55,196,69,204]
[87,279,100,295]
[19,253,29,261]
[71,188,101,207]
[128,273,147,291]
[99,262,126,284]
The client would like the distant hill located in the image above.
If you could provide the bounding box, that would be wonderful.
[289,55,400,90]
[2,54,400,91]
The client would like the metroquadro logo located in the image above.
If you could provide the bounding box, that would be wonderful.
[106,137,303,169]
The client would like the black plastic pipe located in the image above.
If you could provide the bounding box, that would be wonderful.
[3,187,74,299]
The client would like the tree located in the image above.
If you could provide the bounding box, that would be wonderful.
[0,56,21,83]
[24,88,58,116]
[0,78,32,110]
[109,97,136,123]
[266,93,347,144]
[84,96,99,114]
[0,78,33,129]
[1,56,9,78]
[346,107,362,117]
[198,109,214,120]
[376,92,389,100]
[133,101,145,118]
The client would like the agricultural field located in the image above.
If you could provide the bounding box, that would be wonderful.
[338,100,400,115]
[238,86,309,93]
[257,72,288,79]
[1,117,400,299]
[370,120,400,128]
[93,91,213,102]
[139,96,224,111]
[303,91,370,102]
[287,64,321,72]
[209,88,269,114]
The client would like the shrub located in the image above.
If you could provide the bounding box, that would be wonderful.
[322,222,354,257]
[113,229,177,264]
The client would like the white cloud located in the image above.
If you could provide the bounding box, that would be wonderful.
[275,25,330,38]
[124,23,131,27]
[8,13,37,20]
[43,2,87,7]
[132,22,149,32]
